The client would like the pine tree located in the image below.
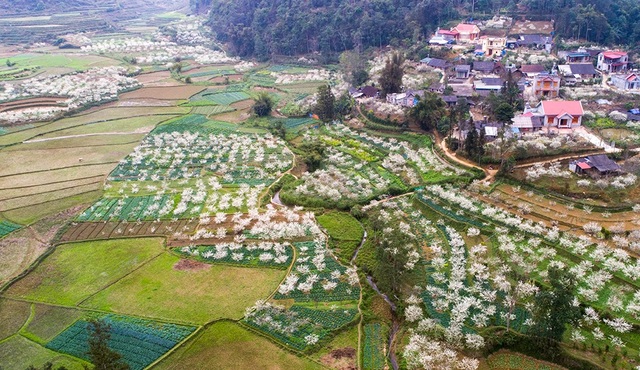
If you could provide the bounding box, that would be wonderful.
[252,92,274,117]
[314,84,335,122]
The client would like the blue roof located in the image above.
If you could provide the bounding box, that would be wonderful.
[511,127,520,133]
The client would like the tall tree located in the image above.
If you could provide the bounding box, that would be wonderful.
[378,52,405,98]
[314,84,335,122]
[531,267,580,342]
[408,92,446,131]
[86,320,130,370]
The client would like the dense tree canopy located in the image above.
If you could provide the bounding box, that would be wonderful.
[204,0,640,58]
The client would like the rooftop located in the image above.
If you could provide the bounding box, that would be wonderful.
[540,101,584,116]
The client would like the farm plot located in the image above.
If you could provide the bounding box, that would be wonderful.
[242,237,360,352]
[4,238,165,306]
[362,323,387,370]
[0,220,21,238]
[46,314,196,370]
[282,124,472,208]
[189,90,251,106]
[154,321,323,370]
[0,335,86,370]
[81,252,285,324]
[191,105,235,116]
[176,242,293,269]
[108,115,292,183]
[119,85,205,100]
[409,184,640,353]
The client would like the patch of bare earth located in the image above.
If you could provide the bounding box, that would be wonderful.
[321,347,357,370]
[0,205,85,286]
[173,259,211,272]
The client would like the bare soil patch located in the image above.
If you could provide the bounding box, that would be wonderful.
[173,259,211,272]
[136,71,172,85]
[511,20,553,35]
[119,86,205,100]
[209,74,243,84]
[321,348,356,370]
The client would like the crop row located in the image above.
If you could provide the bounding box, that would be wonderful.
[0,220,21,237]
[46,315,195,370]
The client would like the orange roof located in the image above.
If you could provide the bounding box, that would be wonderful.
[603,51,627,59]
[454,23,479,33]
[540,101,583,116]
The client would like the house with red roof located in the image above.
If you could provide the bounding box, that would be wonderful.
[452,23,480,42]
[535,100,584,129]
[611,73,640,90]
[597,51,628,73]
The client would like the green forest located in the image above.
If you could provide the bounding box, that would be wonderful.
[204,0,640,59]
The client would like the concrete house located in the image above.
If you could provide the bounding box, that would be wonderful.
[536,100,584,129]
[611,73,640,90]
[452,23,481,42]
[597,51,628,73]
[455,64,471,79]
[532,73,561,98]
[480,36,506,57]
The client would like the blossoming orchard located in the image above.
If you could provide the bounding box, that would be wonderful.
[2,7,640,370]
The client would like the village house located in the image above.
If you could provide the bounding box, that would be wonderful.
[611,73,640,90]
[517,34,552,52]
[597,51,628,73]
[452,23,481,42]
[480,36,506,57]
[570,155,621,177]
[350,86,379,99]
[420,57,450,70]
[559,63,598,80]
[532,73,561,98]
[472,61,501,75]
[519,64,546,79]
[386,89,424,107]
[511,111,543,133]
[455,64,471,79]
[532,100,584,130]
[474,77,503,92]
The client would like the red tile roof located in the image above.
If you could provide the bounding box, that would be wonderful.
[454,24,479,33]
[540,101,584,116]
[577,162,591,170]
[603,51,627,59]
[438,29,459,36]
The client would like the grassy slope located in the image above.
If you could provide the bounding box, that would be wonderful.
[155,321,324,370]
[4,238,165,305]
[82,253,286,324]
[0,298,31,340]
[0,335,86,370]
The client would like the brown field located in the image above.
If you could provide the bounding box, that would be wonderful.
[0,182,102,211]
[0,163,115,189]
[0,97,66,113]
[119,86,205,100]
[0,175,104,202]
[4,190,101,225]
[135,71,173,85]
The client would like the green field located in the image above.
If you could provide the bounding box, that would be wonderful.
[155,321,324,370]
[317,212,364,262]
[0,335,86,370]
[0,53,120,71]
[4,238,165,305]
[25,304,85,343]
[81,253,286,324]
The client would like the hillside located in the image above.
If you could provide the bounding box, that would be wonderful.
[205,0,640,59]
[0,0,185,16]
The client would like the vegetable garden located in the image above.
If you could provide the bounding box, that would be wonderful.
[46,314,196,370]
